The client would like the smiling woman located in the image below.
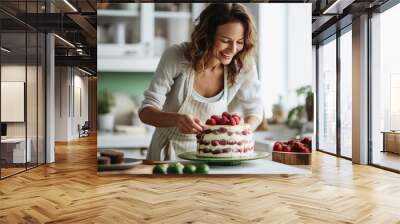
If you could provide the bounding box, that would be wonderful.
[138,3,263,161]
[185,3,256,85]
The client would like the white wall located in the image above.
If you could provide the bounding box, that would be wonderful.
[1,65,39,137]
[55,67,89,141]
[1,64,46,163]
[258,3,312,118]
[55,67,70,141]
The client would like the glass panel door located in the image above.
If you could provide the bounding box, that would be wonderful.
[317,37,337,154]
[1,31,28,177]
[339,29,352,158]
[27,29,38,169]
[371,3,400,171]
[38,32,45,165]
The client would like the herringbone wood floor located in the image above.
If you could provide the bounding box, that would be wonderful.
[1,134,400,224]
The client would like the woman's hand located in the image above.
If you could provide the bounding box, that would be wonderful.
[139,107,204,134]
[175,113,203,134]
[244,115,262,132]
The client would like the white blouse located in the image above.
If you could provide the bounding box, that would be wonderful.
[192,89,223,103]
[139,43,264,122]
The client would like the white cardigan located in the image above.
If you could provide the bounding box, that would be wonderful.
[139,43,264,122]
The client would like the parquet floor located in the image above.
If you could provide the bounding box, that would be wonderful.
[1,167,25,177]
[1,134,400,223]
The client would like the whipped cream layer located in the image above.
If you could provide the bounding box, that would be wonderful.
[197,150,254,158]
[196,124,254,158]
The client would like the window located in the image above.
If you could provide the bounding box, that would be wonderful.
[339,28,352,158]
[317,36,337,154]
[370,3,400,171]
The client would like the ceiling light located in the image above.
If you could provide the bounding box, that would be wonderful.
[54,34,75,48]
[63,0,78,12]
[78,67,92,76]
[1,47,11,53]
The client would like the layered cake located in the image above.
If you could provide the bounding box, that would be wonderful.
[196,112,254,158]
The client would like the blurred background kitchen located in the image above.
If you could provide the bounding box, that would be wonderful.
[97,3,313,159]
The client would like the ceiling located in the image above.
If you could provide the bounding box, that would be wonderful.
[308,0,392,44]
[0,0,97,75]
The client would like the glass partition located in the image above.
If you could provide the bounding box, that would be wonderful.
[38,32,45,165]
[339,28,352,158]
[0,0,46,179]
[27,31,38,169]
[1,30,28,178]
[317,36,337,155]
[370,3,400,171]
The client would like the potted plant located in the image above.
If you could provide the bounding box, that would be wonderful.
[296,85,314,122]
[98,90,114,132]
[286,85,314,134]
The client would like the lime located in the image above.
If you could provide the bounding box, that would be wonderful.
[183,164,197,174]
[152,164,168,175]
[195,164,210,174]
[167,163,184,174]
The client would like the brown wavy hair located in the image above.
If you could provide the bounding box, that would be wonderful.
[184,3,257,85]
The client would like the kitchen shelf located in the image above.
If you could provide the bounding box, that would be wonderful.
[97,9,139,18]
[98,56,161,72]
[98,4,205,72]
[154,11,191,19]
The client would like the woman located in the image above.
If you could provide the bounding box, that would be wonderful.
[139,3,263,160]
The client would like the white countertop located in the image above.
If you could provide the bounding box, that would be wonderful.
[99,157,311,176]
[97,132,153,149]
[207,159,310,175]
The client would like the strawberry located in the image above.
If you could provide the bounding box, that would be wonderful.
[222,116,230,125]
[302,148,311,153]
[301,137,312,145]
[206,118,217,125]
[232,116,240,124]
[229,117,237,126]
[282,145,292,152]
[211,115,220,120]
[222,111,230,118]
[232,114,240,122]
[273,142,283,151]
[211,140,218,146]
[294,142,304,151]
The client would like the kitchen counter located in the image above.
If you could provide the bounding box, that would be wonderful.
[98,157,311,176]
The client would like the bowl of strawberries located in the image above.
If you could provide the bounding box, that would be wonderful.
[272,137,312,165]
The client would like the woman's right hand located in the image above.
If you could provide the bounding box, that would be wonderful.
[175,113,203,134]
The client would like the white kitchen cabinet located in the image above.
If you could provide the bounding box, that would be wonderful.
[98,3,205,72]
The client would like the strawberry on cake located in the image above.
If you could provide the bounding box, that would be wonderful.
[196,112,254,158]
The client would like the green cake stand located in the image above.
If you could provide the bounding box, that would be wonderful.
[178,151,270,166]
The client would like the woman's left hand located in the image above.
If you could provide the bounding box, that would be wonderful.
[174,113,204,134]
